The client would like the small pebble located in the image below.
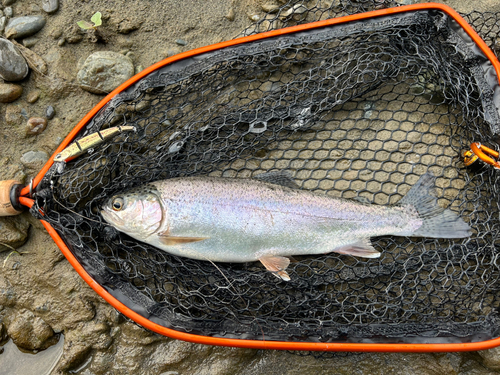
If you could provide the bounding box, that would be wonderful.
[26,90,40,103]
[0,17,6,32]
[3,0,16,6]
[26,117,47,135]
[248,14,260,22]
[57,38,65,46]
[175,39,187,46]
[20,150,49,168]
[42,0,59,14]
[50,28,62,39]
[5,15,46,39]
[134,65,143,74]
[225,8,235,21]
[0,10,4,17]
[0,82,22,103]
[46,105,55,119]
[4,7,13,18]
[22,36,38,48]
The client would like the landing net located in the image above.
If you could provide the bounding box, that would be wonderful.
[30,2,500,344]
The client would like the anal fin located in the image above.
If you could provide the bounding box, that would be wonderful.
[259,255,291,281]
[332,239,381,259]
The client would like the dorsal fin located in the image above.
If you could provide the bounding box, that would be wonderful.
[253,170,299,189]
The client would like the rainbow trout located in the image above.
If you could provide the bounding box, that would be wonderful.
[101,172,471,280]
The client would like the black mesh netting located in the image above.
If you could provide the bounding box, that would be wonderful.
[29,2,500,344]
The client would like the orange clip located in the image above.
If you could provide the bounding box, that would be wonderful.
[466,142,500,169]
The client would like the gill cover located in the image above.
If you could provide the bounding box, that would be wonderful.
[101,185,163,237]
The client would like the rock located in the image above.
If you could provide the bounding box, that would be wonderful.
[57,341,91,372]
[5,16,46,39]
[479,347,500,370]
[0,16,6,32]
[46,105,55,119]
[225,8,235,21]
[0,83,22,102]
[248,14,260,22]
[26,117,47,135]
[116,16,143,34]
[42,0,59,14]
[175,39,187,46]
[22,36,38,48]
[77,51,134,94]
[20,150,49,169]
[7,310,56,351]
[50,27,62,39]
[4,7,13,18]
[26,90,39,103]
[0,38,29,81]
[0,216,29,252]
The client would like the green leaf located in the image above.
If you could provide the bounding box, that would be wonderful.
[91,11,102,27]
[77,20,94,30]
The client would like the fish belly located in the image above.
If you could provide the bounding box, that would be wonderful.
[149,178,415,262]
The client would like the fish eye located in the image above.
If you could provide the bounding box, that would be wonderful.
[112,197,124,211]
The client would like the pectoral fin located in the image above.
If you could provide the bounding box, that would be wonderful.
[332,239,381,258]
[259,255,291,281]
[157,232,208,246]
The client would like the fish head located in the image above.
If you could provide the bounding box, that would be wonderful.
[101,185,163,238]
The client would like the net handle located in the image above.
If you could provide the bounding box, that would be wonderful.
[18,2,500,202]
[0,180,23,216]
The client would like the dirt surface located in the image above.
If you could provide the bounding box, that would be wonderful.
[2,0,500,374]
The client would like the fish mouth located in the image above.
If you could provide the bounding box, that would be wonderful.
[101,208,125,227]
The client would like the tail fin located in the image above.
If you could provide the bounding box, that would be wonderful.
[398,173,471,238]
